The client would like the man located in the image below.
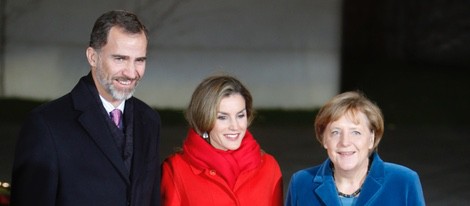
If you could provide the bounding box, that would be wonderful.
[11,10,161,206]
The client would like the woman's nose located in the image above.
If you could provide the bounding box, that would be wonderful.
[339,134,351,146]
[229,119,240,130]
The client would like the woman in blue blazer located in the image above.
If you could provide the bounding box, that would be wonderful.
[286,91,425,206]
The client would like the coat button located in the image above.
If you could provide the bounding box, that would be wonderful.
[209,170,216,176]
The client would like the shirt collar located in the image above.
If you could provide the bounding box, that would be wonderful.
[99,95,125,114]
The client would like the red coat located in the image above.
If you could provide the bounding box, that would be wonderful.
[161,152,283,206]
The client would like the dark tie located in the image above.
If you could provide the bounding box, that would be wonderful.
[110,109,122,129]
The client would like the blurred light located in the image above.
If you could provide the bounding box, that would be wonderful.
[0,181,9,188]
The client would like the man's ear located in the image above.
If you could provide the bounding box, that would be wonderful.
[86,47,98,67]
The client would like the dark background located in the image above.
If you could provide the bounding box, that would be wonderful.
[342,0,470,127]
[338,1,470,204]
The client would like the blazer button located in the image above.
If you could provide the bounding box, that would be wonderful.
[209,170,216,176]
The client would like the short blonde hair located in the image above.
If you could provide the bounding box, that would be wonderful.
[185,74,254,135]
[314,91,384,151]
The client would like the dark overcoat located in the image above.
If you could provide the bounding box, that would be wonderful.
[11,74,161,206]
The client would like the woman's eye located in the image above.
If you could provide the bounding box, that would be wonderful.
[237,114,246,118]
[217,116,226,120]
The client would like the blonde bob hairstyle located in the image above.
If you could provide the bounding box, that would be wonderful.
[314,91,384,152]
[185,74,254,136]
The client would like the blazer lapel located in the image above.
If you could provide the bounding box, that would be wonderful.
[314,160,341,206]
[72,74,130,184]
[315,182,341,206]
[356,177,381,206]
[78,111,130,184]
[356,153,384,205]
[129,101,149,182]
[131,119,144,181]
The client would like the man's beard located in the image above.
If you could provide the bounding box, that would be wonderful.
[96,66,139,101]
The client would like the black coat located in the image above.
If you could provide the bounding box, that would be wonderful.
[11,74,161,206]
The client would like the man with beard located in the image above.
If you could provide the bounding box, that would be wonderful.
[11,10,161,206]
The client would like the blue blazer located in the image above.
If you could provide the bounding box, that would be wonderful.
[286,153,425,206]
[11,74,161,206]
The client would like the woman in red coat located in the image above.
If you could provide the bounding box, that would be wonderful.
[161,74,283,206]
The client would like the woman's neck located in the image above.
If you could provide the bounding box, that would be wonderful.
[333,161,369,195]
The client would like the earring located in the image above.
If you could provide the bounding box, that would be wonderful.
[202,132,209,139]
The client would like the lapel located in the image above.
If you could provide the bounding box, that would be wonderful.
[314,159,342,206]
[314,153,385,206]
[72,74,130,184]
[129,99,145,181]
[356,153,384,206]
